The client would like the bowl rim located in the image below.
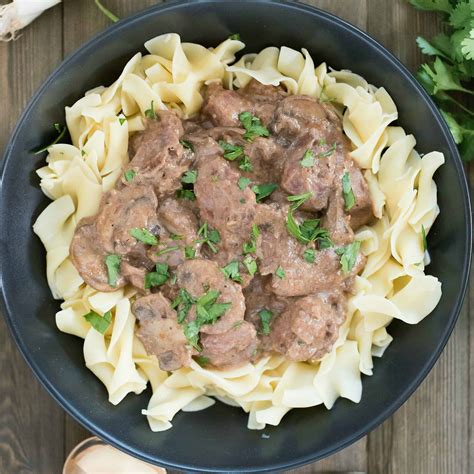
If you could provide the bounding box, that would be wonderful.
[0,0,472,471]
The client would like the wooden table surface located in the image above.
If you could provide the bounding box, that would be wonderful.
[0,1,471,473]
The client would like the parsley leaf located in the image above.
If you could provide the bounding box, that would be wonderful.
[219,141,244,160]
[84,310,112,334]
[180,139,194,151]
[194,355,210,366]
[252,183,278,201]
[145,262,170,289]
[243,224,260,254]
[342,172,356,211]
[118,116,126,126]
[408,0,452,14]
[172,289,196,324]
[221,261,242,283]
[123,169,136,182]
[184,246,196,259]
[182,170,198,184]
[258,309,274,336]
[238,176,251,190]
[243,255,258,276]
[144,100,157,119]
[156,246,179,256]
[33,123,66,155]
[300,149,315,167]
[275,266,285,279]
[130,228,158,246]
[228,33,241,41]
[335,241,361,273]
[176,189,196,201]
[104,254,121,287]
[239,155,253,171]
[239,112,270,141]
[197,222,221,253]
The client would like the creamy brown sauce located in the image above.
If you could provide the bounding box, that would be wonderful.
[70,80,374,371]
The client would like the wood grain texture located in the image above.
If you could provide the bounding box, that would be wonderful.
[0,1,470,473]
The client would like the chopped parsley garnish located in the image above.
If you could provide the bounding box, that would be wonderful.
[176,289,232,350]
[119,116,126,126]
[81,149,86,157]
[300,149,315,168]
[303,248,316,263]
[170,234,183,241]
[184,246,196,259]
[238,176,251,190]
[156,246,179,256]
[194,355,210,366]
[422,225,428,252]
[129,228,158,246]
[219,141,244,161]
[243,224,260,254]
[84,310,112,334]
[286,193,332,248]
[182,170,197,184]
[221,261,242,283]
[228,33,241,41]
[239,111,270,141]
[104,254,121,287]
[180,139,194,151]
[252,183,278,202]
[176,189,196,201]
[123,169,136,182]
[144,100,157,119]
[239,155,253,171]
[318,143,337,158]
[197,222,221,253]
[243,255,258,276]
[335,241,361,273]
[33,123,66,154]
[172,289,196,323]
[342,172,356,211]
[258,309,274,336]
[145,262,170,289]
[275,266,285,279]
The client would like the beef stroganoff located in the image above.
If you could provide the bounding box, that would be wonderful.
[33,34,443,431]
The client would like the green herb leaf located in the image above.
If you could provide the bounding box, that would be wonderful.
[243,255,258,276]
[180,139,194,151]
[287,192,313,205]
[221,261,242,283]
[172,289,196,323]
[156,246,179,257]
[144,100,157,119]
[118,116,126,126]
[408,0,452,14]
[239,155,253,171]
[239,111,270,141]
[300,149,315,167]
[243,224,260,254]
[219,140,244,160]
[184,246,196,259]
[258,309,274,336]
[84,310,112,334]
[94,0,119,22]
[123,169,136,182]
[228,33,241,41]
[238,176,251,190]
[251,183,278,201]
[421,225,428,252]
[170,234,183,241]
[104,254,121,287]
[342,172,356,211]
[197,222,221,253]
[184,320,201,351]
[318,143,337,158]
[130,227,158,246]
[182,170,198,184]
[176,189,196,201]
[303,248,316,263]
[33,123,66,155]
[275,266,285,279]
[335,241,361,273]
[194,355,210,366]
[145,263,170,289]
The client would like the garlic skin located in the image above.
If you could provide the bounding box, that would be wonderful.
[0,0,61,41]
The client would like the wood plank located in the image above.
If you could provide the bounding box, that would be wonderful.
[0,5,65,474]
[366,1,471,473]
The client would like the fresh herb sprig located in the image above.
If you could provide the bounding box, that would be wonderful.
[196,222,221,253]
[239,112,270,141]
[408,0,474,160]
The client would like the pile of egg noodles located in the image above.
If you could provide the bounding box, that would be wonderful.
[33,34,443,431]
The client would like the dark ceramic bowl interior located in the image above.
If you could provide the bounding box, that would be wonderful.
[0,0,471,472]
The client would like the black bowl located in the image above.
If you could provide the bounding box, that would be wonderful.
[0,0,471,472]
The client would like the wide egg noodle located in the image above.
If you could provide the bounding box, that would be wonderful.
[32,34,443,432]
